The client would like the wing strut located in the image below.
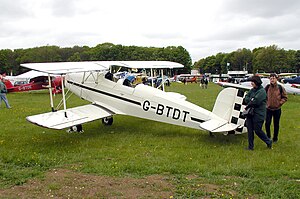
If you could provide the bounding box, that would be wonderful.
[161,69,165,91]
[150,68,154,87]
[48,74,55,112]
[60,75,67,118]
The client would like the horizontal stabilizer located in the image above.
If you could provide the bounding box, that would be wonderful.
[211,123,241,133]
[26,104,113,129]
[215,82,250,91]
[199,119,240,133]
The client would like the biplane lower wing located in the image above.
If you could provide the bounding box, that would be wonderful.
[26,104,114,130]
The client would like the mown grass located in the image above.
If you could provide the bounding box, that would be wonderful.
[0,83,299,198]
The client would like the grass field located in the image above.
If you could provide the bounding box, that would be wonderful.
[0,82,299,198]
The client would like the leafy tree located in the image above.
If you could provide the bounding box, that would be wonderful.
[253,45,281,73]
[60,46,90,61]
[166,46,192,68]
[193,44,300,74]
[231,48,252,71]
[90,43,116,60]
[0,49,14,74]
[68,52,81,61]
[285,50,296,72]
[294,50,300,73]
[194,53,225,74]
[223,52,234,71]
[215,53,226,74]
[204,55,216,73]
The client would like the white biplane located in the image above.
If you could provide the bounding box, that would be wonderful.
[21,61,247,134]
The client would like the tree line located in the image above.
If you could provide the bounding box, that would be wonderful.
[0,43,192,75]
[193,45,300,74]
[1,43,300,76]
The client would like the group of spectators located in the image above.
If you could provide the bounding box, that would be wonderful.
[243,73,287,150]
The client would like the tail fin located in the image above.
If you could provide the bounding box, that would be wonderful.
[4,79,14,90]
[212,88,247,134]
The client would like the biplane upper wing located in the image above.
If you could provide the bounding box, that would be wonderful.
[21,61,110,74]
[109,61,184,69]
[26,104,114,130]
[21,61,184,74]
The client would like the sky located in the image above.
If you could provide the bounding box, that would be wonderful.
[1,0,300,62]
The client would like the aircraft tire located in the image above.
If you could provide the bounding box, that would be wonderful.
[76,124,83,133]
[102,117,113,126]
[68,124,84,133]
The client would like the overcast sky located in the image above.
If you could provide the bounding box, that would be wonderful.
[1,0,300,62]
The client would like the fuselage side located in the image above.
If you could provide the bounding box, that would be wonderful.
[65,72,224,130]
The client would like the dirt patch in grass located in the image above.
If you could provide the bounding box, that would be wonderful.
[0,169,174,198]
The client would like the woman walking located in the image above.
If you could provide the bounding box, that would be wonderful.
[243,76,272,150]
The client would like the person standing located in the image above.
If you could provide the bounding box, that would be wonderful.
[265,73,288,143]
[0,75,11,109]
[204,78,208,89]
[200,78,204,88]
[243,76,272,150]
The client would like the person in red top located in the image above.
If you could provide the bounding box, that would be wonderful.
[0,75,11,109]
[265,73,288,143]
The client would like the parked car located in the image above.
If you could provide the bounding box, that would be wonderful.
[147,75,170,87]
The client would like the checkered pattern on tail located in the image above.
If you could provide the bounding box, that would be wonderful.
[227,89,247,135]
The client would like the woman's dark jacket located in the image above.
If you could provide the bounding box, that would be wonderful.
[243,85,267,122]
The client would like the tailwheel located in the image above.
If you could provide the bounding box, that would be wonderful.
[67,124,84,133]
[102,117,113,126]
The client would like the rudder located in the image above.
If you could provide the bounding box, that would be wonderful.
[212,88,247,134]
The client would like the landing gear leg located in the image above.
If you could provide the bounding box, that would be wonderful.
[209,131,215,137]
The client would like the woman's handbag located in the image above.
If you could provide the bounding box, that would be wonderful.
[242,107,254,117]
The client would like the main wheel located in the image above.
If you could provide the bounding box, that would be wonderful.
[76,124,83,133]
[102,117,113,126]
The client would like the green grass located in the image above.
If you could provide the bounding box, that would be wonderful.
[0,83,299,198]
